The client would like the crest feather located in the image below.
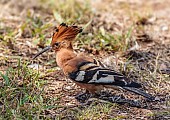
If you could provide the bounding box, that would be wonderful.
[51,23,83,45]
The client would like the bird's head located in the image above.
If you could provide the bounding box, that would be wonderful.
[32,23,82,59]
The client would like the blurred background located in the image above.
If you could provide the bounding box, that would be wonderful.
[0,0,170,119]
[0,0,169,58]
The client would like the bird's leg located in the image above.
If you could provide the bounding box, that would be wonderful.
[75,90,102,103]
[75,90,91,102]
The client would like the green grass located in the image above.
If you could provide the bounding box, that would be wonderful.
[78,25,133,53]
[56,101,119,120]
[76,102,113,119]
[40,0,92,24]
[0,27,17,50]
[20,11,52,48]
[0,59,59,119]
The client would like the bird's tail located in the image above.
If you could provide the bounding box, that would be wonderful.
[126,81,142,88]
[123,87,155,100]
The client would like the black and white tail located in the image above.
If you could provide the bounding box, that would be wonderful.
[123,87,155,100]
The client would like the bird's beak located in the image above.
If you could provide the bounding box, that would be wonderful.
[32,46,52,59]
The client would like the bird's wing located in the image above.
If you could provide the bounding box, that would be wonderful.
[68,61,141,88]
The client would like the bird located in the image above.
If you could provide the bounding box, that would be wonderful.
[33,23,155,101]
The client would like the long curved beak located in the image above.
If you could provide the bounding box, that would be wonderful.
[32,46,52,59]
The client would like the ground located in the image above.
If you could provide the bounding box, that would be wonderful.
[0,0,170,119]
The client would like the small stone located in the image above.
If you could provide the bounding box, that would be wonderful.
[28,64,43,70]
[161,25,168,31]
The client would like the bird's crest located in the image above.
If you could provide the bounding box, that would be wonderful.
[32,23,82,59]
[51,23,83,46]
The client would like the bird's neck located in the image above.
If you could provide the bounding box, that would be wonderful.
[55,48,76,68]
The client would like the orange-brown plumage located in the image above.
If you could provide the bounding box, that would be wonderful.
[51,23,82,47]
[55,47,100,93]
[50,23,101,93]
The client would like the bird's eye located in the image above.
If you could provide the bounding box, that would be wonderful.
[55,42,59,46]
[53,42,60,48]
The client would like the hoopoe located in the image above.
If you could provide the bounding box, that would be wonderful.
[33,23,155,100]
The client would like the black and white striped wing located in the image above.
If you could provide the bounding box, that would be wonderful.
[69,62,130,87]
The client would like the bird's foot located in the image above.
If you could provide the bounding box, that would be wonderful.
[75,90,91,102]
[75,91,101,103]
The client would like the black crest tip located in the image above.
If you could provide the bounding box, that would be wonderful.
[79,28,83,33]
[60,23,68,27]
[55,28,59,32]
[72,25,78,28]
